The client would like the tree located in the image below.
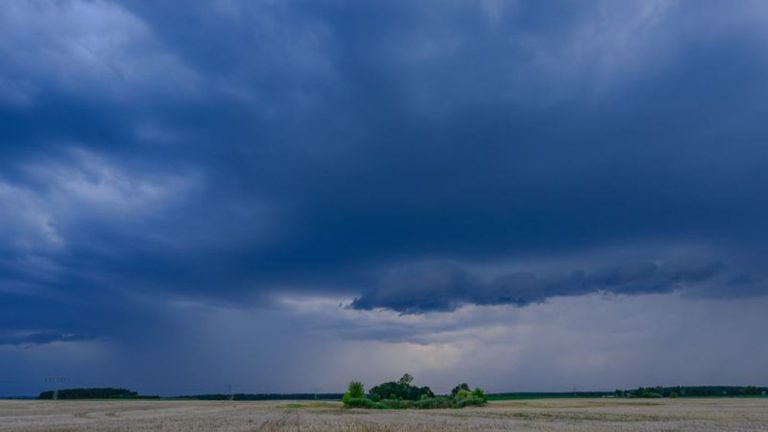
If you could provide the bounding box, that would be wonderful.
[398,373,414,386]
[342,381,365,405]
[348,381,365,398]
[38,388,140,400]
[455,389,471,400]
[471,387,487,402]
[369,374,433,401]
[419,386,435,399]
[451,383,470,398]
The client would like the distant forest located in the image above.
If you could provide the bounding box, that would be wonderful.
[38,388,158,400]
[37,387,341,400]
[491,386,768,400]
[615,386,768,398]
[36,385,768,400]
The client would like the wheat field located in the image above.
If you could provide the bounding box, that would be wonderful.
[1,398,767,431]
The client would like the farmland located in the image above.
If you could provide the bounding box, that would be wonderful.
[2,398,767,431]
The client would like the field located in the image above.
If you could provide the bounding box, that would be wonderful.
[2,398,767,431]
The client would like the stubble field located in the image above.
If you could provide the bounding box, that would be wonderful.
[1,398,767,431]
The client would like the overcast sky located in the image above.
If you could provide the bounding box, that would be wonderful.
[2,0,768,396]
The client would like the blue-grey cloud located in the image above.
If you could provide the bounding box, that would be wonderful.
[351,260,724,313]
[2,0,768,394]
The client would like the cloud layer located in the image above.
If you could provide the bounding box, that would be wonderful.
[352,259,724,312]
[2,0,768,394]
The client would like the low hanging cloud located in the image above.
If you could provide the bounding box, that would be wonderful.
[351,260,724,313]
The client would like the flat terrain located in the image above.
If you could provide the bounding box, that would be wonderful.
[2,398,767,431]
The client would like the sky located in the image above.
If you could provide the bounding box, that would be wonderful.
[2,0,768,397]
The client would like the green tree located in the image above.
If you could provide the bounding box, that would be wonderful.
[369,375,433,401]
[455,389,471,400]
[342,381,365,405]
[398,373,414,386]
[348,381,364,398]
[471,387,487,402]
[451,383,470,398]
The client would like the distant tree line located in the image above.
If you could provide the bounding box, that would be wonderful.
[37,388,342,401]
[39,384,766,402]
[342,374,487,409]
[38,388,158,400]
[487,391,611,400]
[615,386,768,398]
[177,393,344,401]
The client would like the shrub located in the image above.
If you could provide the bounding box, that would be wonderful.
[471,387,487,402]
[369,376,434,401]
[455,389,471,400]
[451,383,470,398]
[454,397,487,408]
[342,376,488,410]
[348,381,365,398]
[344,398,378,409]
[415,386,435,400]
[379,399,414,409]
[342,381,365,406]
[414,397,454,409]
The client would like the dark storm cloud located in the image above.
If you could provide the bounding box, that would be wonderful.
[351,260,724,313]
[2,0,768,389]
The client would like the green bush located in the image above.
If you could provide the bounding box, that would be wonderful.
[347,395,485,410]
[348,381,365,398]
[455,389,471,400]
[369,374,434,401]
[414,397,454,409]
[471,387,487,402]
[451,383,470,397]
[379,399,414,409]
[342,381,365,406]
[342,377,488,410]
[454,397,487,408]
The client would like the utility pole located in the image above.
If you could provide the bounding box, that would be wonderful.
[45,376,69,400]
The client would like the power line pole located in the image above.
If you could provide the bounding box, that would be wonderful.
[45,376,69,400]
